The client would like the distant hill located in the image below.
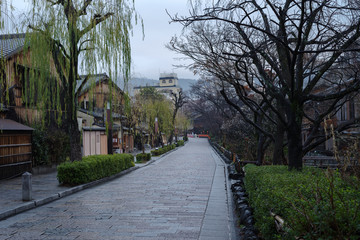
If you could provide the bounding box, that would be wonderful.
[118,77,198,95]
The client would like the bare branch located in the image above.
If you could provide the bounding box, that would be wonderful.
[79,12,114,39]
[78,0,92,17]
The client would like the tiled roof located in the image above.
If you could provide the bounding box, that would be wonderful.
[0,119,34,131]
[76,73,124,96]
[76,73,109,93]
[79,108,125,119]
[0,33,26,59]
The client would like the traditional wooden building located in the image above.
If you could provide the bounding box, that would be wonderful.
[0,119,33,180]
[0,33,60,124]
[76,74,134,155]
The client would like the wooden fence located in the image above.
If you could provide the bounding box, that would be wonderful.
[0,133,32,179]
[303,156,359,169]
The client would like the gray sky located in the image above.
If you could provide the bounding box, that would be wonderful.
[5,0,196,80]
[130,0,196,80]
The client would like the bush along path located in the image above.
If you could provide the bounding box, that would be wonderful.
[57,154,135,185]
[244,164,360,239]
[135,152,151,163]
[212,141,360,239]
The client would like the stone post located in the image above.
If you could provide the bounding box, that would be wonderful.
[22,172,32,201]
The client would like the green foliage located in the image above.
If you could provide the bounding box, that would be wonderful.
[32,126,70,166]
[57,154,135,185]
[183,135,188,141]
[136,153,151,162]
[244,164,360,239]
[176,140,184,147]
[139,87,164,101]
[151,144,176,156]
[13,1,141,161]
[32,126,50,166]
[136,87,173,141]
[47,129,70,164]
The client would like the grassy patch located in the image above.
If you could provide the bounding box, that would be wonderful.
[244,164,360,239]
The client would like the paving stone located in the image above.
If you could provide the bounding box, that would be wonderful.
[0,139,236,239]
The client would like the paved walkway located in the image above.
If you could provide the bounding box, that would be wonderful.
[0,138,237,240]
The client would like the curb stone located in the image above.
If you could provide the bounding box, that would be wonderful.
[210,145,240,239]
[0,145,184,221]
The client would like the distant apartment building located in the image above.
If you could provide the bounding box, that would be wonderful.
[133,73,182,98]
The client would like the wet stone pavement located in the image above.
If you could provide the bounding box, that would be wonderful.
[0,138,237,240]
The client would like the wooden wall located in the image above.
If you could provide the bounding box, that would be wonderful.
[83,130,108,156]
[0,133,32,180]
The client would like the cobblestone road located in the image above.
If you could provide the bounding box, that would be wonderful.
[0,138,235,240]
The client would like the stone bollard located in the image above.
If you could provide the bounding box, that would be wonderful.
[22,172,32,201]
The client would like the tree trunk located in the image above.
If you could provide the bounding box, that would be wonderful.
[287,115,303,170]
[141,133,145,154]
[169,108,177,144]
[256,133,266,165]
[272,126,285,165]
[168,133,174,145]
[273,104,286,165]
[67,17,81,161]
[69,119,82,161]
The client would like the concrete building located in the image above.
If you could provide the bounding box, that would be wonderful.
[133,73,182,98]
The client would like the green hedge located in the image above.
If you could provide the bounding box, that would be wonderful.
[151,144,176,156]
[176,140,185,147]
[57,154,135,185]
[244,164,360,239]
[136,153,151,162]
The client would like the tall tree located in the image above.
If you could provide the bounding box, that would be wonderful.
[170,0,360,170]
[136,87,173,147]
[21,0,140,160]
[168,90,187,144]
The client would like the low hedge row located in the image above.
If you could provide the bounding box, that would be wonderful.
[57,154,135,185]
[176,140,185,147]
[136,153,151,162]
[151,144,176,156]
[244,164,360,239]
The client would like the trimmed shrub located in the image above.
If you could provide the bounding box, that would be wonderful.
[136,153,151,162]
[183,135,188,141]
[57,154,135,185]
[244,164,360,239]
[176,140,185,147]
[151,144,176,156]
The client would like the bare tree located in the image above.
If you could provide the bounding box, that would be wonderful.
[168,90,187,144]
[170,0,360,170]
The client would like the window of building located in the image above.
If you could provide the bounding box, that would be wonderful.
[169,79,173,83]
[162,80,166,83]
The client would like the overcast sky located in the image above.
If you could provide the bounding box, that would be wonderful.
[5,0,196,80]
[130,0,196,80]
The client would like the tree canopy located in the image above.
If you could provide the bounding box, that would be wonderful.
[170,0,360,169]
[20,0,141,160]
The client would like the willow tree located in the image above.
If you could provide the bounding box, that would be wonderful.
[136,87,173,147]
[22,0,140,160]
